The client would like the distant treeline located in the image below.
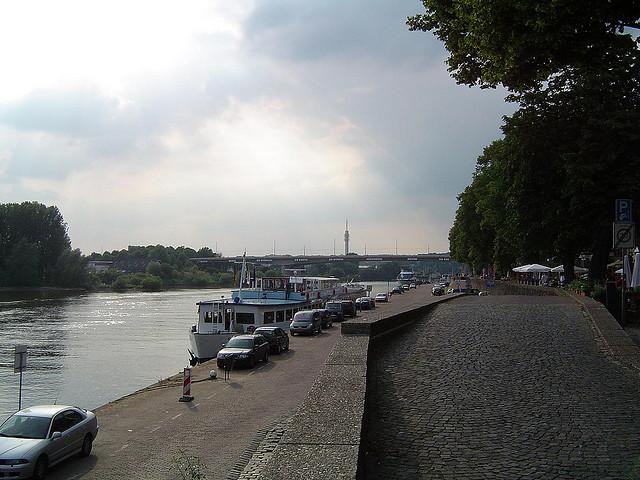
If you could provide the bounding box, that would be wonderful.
[0,202,87,288]
[0,202,232,291]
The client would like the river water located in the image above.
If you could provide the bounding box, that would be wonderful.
[0,282,393,423]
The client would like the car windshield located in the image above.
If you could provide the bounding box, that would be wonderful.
[325,303,341,310]
[255,330,274,337]
[225,338,253,349]
[0,415,51,439]
[293,312,312,321]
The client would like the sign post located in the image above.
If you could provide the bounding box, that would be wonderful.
[14,345,27,410]
[614,199,635,325]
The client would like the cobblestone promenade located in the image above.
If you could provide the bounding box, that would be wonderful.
[364,296,640,480]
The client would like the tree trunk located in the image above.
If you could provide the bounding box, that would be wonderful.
[589,226,610,283]
[562,257,576,283]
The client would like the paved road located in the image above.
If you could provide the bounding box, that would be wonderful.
[364,295,640,480]
[45,325,341,480]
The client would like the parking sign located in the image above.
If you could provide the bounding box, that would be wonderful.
[616,199,633,222]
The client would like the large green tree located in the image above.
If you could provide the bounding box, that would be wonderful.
[408,0,640,90]
[0,202,71,286]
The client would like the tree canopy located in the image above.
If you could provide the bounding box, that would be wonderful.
[411,1,640,280]
[408,0,640,90]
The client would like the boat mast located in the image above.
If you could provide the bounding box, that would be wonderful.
[238,251,247,300]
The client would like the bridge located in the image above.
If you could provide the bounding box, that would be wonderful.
[190,253,451,267]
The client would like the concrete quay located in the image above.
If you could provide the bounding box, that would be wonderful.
[363,294,640,480]
[43,284,447,480]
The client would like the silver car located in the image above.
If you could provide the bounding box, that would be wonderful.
[0,405,99,479]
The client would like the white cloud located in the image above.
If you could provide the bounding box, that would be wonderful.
[0,0,512,255]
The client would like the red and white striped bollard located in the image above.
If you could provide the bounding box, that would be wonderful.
[179,367,194,402]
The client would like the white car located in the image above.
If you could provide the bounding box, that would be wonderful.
[374,292,389,303]
[0,405,99,479]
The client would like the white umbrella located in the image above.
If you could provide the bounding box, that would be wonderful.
[512,264,532,272]
[624,254,632,288]
[631,252,640,288]
[519,264,552,273]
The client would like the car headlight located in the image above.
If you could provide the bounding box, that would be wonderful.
[238,354,249,359]
[0,459,29,465]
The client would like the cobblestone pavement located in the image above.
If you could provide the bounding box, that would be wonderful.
[364,296,640,480]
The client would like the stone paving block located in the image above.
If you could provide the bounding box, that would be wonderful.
[257,443,359,480]
[282,364,366,445]
[609,345,640,356]
[600,330,637,346]
[325,335,369,365]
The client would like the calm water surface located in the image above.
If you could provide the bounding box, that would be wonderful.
[0,288,232,423]
[0,282,394,423]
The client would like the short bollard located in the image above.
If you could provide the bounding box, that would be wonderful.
[179,367,194,402]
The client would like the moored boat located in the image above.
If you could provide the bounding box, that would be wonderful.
[189,274,348,364]
[397,269,417,285]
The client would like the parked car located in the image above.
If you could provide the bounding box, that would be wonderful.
[340,300,357,317]
[432,285,445,296]
[216,334,270,368]
[390,286,404,295]
[253,326,289,354]
[402,284,411,291]
[409,283,417,289]
[290,310,322,335]
[374,292,389,303]
[0,405,99,480]
[324,301,345,321]
[355,297,375,310]
[314,309,333,329]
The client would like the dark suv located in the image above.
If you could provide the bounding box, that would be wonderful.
[290,310,322,335]
[254,326,290,354]
[340,300,357,317]
[325,301,344,322]
[216,334,270,369]
[313,309,333,329]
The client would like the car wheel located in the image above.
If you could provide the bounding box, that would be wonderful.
[80,433,93,457]
[277,344,282,354]
[285,341,289,351]
[264,351,269,363]
[249,356,256,368]
[33,456,48,480]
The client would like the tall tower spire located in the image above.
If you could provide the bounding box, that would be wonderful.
[344,219,350,255]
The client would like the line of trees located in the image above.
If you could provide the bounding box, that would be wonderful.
[0,202,89,287]
[409,0,640,281]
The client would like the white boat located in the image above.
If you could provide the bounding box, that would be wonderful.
[189,273,348,364]
[397,269,417,285]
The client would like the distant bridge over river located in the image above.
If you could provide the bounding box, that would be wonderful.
[190,253,451,267]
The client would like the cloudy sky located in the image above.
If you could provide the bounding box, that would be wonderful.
[0,0,511,256]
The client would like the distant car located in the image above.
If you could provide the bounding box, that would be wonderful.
[217,334,270,368]
[374,292,389,303]
[253,326,289,354]
[340,300,357,317]
[432,285,445,296]
[314,309,333,329]
[290,310,322,335]
[324,301,345,321]
[409,283,417,289]
[355,297,375,310]
[0,405,99,480]
[390,286,403,295]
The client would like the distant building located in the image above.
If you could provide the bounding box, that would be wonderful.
[113,258,150,273]
[86,260,114,273]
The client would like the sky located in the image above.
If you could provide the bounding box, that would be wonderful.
[0,0,512,256]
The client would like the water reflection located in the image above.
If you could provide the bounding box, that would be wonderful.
[0,288,234,423]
